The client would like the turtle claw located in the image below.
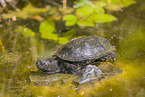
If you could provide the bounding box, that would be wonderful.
[78,65,103,84]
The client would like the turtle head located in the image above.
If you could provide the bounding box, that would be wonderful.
[36,58,60,73]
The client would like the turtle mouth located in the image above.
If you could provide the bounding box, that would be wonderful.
[36,60,40,66]
[36,60,40,65]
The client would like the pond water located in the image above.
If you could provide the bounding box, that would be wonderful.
[0,0,145,97]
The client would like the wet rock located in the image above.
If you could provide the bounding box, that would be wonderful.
[29,62,123,86]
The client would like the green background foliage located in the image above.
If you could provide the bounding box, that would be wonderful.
[1,0,135,44]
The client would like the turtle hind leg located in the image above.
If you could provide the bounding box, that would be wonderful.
[110,52,116,62]
[100,52,116,62]
[78,65,103,84]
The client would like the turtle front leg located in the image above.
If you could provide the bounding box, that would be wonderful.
[78,65,103,84]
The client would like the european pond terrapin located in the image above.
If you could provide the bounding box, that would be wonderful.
[36,36,116,84]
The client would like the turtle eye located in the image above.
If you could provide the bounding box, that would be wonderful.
[41,63,44,66]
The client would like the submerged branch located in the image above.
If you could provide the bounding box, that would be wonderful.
[62,0,67,9]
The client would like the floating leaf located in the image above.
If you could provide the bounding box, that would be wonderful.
[41,33,58,41]
[58,37,69,44]
[91,14,117,23]
[16,27,35,37]
[39,19,55,34]
[63,15,77,26]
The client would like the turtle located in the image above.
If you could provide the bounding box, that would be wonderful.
[36,36,116,84]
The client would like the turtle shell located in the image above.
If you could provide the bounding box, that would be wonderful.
[55,36,115,61]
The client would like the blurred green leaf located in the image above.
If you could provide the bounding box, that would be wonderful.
[94,1,107,7]
[59,7,74,14]
[39,18,70,43]
[102,0,135,11]
[58,37,69,44]
[2,3,48,19]
[91,14,117,23]
[41,33,58,41]
[39,19,58,41]
[122,0,135,7]
[74,0,90,8]
[39,19,55,34]
[63,15,77,26]
[63,29,76,38]
[77,19,94,27]
[76,5,94,17]
[105,3,123,11]
[16,27,35,37]
[93,5,105,14]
